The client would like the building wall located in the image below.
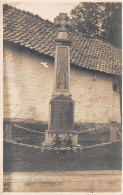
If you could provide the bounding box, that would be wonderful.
[3,42,121,123]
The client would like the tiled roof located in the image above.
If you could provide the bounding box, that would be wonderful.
[3,4,122,75]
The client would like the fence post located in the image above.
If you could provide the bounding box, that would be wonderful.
[109,121,117,142]
[5,122,12,140]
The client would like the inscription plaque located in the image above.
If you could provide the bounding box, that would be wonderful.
[49,96,74,130]
[56,47,68,92]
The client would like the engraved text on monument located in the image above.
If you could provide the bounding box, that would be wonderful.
[56,47,68,91]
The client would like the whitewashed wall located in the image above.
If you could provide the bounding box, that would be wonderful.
[3,42,121,123]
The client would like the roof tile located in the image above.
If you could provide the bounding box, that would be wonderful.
[3,4,122,75]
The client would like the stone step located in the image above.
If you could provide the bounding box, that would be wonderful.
[3,170,122,192]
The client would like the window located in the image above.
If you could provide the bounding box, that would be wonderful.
[113,84,117,91]
[112,79,118,92]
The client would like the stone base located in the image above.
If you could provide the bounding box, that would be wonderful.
[42,130,78,147]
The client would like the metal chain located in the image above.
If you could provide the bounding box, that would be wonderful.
[114,123,122,137]
[4,122,121,152]
[13,124,45,134]
[82,139,121,149]
[13,123,109,135]
[4,139,74,151]
[4,139,42,149]
[4,138,121,152]
[13,123,120,136]
[78,123,109,134]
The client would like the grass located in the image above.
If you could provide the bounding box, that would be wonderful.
[3,122,122,172]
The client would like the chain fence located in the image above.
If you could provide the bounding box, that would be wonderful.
[12,122,122,136]
[4,122,121,152]
[77,123,109,134]
[13,124,45,134]
[12,123,109,135]
[4,138,121,153]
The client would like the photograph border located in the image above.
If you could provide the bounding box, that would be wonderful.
[0,0,122,194]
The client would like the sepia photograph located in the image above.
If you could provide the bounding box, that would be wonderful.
[1,0,122,193]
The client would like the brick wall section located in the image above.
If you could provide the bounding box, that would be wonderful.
[3,42,121,123]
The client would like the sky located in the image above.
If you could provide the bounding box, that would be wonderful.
[4,2,80,22]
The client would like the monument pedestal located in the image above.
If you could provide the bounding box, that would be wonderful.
[42,130,78,147]
[42,95,78,147]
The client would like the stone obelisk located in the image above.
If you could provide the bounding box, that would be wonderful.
[42,13,78,147]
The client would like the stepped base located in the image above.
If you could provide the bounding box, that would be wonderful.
[42,130,78,147]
